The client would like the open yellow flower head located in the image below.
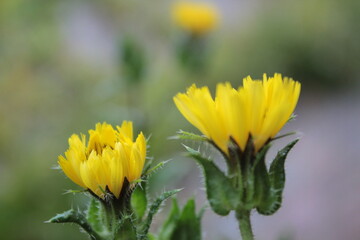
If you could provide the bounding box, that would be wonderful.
[172,1,219,35]
[174,73,301,154]
[58,121,146,199]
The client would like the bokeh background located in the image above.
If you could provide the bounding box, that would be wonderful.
[1,0,360,239]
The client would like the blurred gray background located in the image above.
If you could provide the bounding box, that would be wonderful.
[0,0,359,239]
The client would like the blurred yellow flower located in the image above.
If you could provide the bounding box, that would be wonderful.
[58,121,146,199]
[174,74,301,154]
[172,1,219,34]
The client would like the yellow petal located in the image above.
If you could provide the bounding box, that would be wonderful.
[174,74,301,154]
[59,121,147,199]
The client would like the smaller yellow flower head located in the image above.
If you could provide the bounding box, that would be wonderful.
[172,1,219,35]
[174,74,301,154]
[58,121,146,199]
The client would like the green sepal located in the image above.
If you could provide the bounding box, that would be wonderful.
[251,144,271,172]
[242,143,270,211]
[170,130,207,142]
[288,114,297,122]
[144,160,169,177]
[253,151,271,213]
[272,132,297,141]
[138,189,182,240]
[239,138,256,207]
[256,139,299,215]
[131,182,148,221]
[63,189,87,195]
[170,198,202,240]
[158,198,203,240]
[185,145,239,216]
[143,157,154,176]
[268,139,299,213]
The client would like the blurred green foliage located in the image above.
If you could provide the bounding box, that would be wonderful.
[211,0,360,91]
[0,0,359,239]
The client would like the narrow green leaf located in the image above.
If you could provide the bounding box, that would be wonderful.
[131,182,148,221]
[139,189,182,240]
[143,157,154,174]
[46,209,78,224]
[158,198,180,240]
[86,198,102,232]
[145,160,169,177]
[46,209,101,240]
[170,130,207,141]
[185,145,239,216]
[62,189,87,195]
[272,132,297,141]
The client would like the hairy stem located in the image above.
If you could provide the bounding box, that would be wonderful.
[236,210,254,240]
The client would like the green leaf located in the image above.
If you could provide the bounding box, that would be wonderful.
[170,198,202,240]
[131,182,148,221]
[86,198,102,232]
[46,209,78,224]
[46,209,101,240]
[158,198,180,240]
[139,189,182,240]
[185,145,239,216]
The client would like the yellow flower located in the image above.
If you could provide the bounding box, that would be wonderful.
[172,1,219,35]
[174,73,301,154]
[58,121,146,199]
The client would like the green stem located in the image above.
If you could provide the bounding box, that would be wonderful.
[236,210,254,240]
[77,217,102,240]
